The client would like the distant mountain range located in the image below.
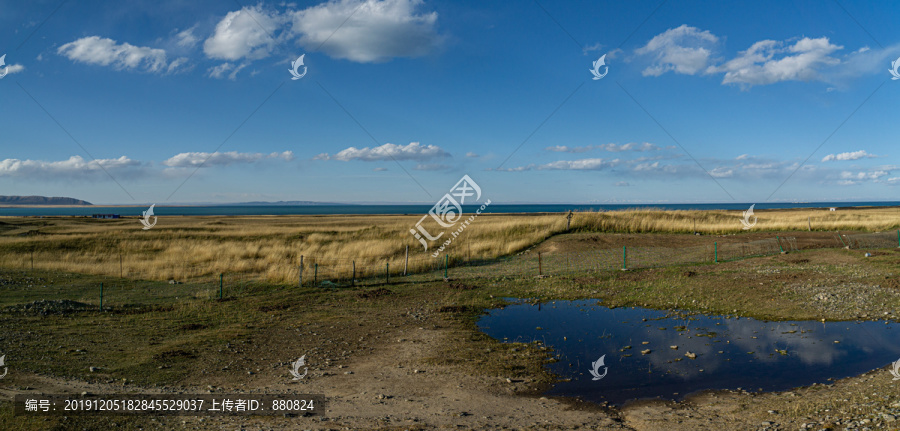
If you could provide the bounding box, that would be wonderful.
[0,195,93,205]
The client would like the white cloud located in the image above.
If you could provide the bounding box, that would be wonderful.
[546,145,591,153]
[636,25,719,76]
[837,169,890,185]
[497,158,619,171]
[291,0,442,63]
[167,57,189,74]
[821,150,878,162]
[710,37,842,87]
[163,151,294,167]
[204,5,284,61]
[315,142,449,161]
[0,155,140,179]
[614,181,630,187]
[207,63,230,78]
[465,152,479,158]
[57,36,183,73]
[373,167,388,171]
[4,63,25,76]
[546,143,661,153]
[175,26,199,48]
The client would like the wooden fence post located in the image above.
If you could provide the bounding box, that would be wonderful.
[299,256,303,287]
[404,246,409,276]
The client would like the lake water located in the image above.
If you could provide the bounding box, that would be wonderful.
[1,201,899,217]
[477,299,900,406]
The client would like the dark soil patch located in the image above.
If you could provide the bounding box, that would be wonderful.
[438,305,473,313]
[358,288,393,299]
[258,303,290,312]
[179,323,207,331]
[4,299,93,315]
[447,282,478,290]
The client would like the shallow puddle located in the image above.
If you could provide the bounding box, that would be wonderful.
[477,299,900,406]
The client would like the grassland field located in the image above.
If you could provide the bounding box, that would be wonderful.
[1,207,900,430]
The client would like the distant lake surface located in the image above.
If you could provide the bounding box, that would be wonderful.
[1,202,899,217]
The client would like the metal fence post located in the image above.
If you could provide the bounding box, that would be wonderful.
[299,255,303,287]
[776,236,784,253]
[404,245,409,275]
[314,263,318,286]
[444,254,448,278]
[714,242,718,263]
[538,252,543,276]
[386,263,390,284]
[622,246,627,270]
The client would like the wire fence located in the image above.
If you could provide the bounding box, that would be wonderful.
[0,231,897,309]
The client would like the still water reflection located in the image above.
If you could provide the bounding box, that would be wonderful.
[477,299,900,406]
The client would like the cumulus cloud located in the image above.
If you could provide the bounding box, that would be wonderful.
[546,143,661,153]
[635,25,719,76]
[314,142,449,162]
[496,158,619,172]
[291,0,443,63]
[58,36,186,74]
[709,37,842,87]
[465,152,479,158]
[837,169,890,185]
[4,63,25,76]
[163,151,294,167]
[0,155,140,179]
[204,5,285,61]
[821,150,878,162]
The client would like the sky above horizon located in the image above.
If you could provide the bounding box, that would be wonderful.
[1,0,900,205]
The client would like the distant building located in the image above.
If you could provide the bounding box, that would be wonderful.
[92,214,120,219]
[829,208,836,212]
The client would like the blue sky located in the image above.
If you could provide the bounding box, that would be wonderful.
[1,0,899,205]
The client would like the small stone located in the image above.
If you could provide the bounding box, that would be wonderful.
[685,352,697,359]
[89,367,99,372]
[670,345,678,350]
[641,349,651,355]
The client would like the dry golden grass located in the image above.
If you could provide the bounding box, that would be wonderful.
[0,206,897,283]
